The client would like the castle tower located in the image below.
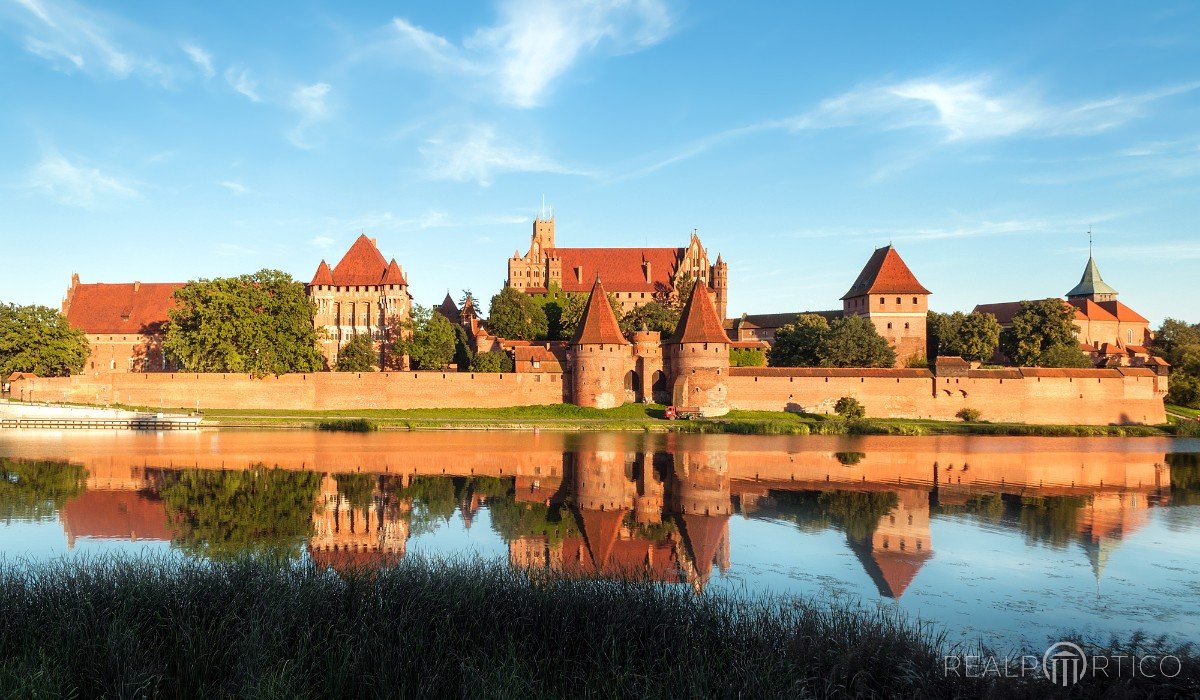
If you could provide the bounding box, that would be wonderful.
[841,245,931,367]
[848,488,932,599]
[1066,253,1119,303]
[666,280,731,417]
[710,254,729,321]
[532,212,555,251]
[569,278,631,408]
[669,440,732,592]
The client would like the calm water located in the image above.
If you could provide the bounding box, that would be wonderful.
[2,430,1198,648]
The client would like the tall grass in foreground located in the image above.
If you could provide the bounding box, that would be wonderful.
[0,556,1194,698]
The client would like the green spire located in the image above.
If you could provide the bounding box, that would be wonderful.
[1066,255,1118,299]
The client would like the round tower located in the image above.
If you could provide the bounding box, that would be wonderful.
[667,281,731,417]
[570,278,632,409]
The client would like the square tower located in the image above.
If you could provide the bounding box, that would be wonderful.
[841,245,931,367]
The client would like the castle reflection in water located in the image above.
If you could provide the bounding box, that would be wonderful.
[22,431,1180,597]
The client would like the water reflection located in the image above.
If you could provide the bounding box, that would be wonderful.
[1,433,1194,602]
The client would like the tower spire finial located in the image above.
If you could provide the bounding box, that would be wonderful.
[1088,226,1093,257]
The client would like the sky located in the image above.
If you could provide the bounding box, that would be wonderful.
[2,0,1198,324]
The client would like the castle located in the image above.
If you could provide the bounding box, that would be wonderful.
[506,213,729,318]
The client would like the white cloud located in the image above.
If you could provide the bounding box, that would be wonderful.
[27,152,139,206]
[225,66,260,101]
[7,0,171,83]
[218,180,249,195]
[182,43,213,78]
[287,81,332,148]
[309,235,335,249]
[420,124,592,186]
[383,0,674,108]
[322,209,528,234]
[788,76,1200,141]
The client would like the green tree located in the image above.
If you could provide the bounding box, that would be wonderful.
[334,333,378,372]
[1151,319,1200,408]
[158,466,323,562]
[487,287,548,341]
[394,305,457,371]
[927,311,1001,362]
[834,397,865,420]
[817,316,897,368]
[452,323,474,370]
[470,351,513,373]
[0,458,86,522]
[768,314,830,367]
[998,299,1083,367]
[729,347,766,367]
[0,304,90,377]
[1036,344,1093,369]
[620,300,680,336]
[163,270,323,377]
[540,290,622,340]
[334,473,377,509]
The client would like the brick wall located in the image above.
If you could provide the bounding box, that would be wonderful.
[24,370,567,411]
[726,367,1166,425]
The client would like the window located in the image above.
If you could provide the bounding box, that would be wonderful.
[881,297,886,305]
[904,322,910,330]
[1127,329,1133,343]
[912,297,918,304]
[887,322,893,329]
[896,296,901,304]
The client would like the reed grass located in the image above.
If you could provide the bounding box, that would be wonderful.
[0,556,1193,698]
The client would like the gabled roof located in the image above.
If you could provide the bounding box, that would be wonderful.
[679,513,729,578]
[1096,300,1148,324]
[841,245,931,300]
[577,507,627,569]
[381,258,406,285]
[320,234,402,287]
[548,247,681,293]
[310,260,334,286]
[571,278,629,346]
[849,538,932,599]
[64,281,184,334]
[670,281,730,344]
[1066,255,1119,298]
[1069,298,1118,322]
[436,293,460,320]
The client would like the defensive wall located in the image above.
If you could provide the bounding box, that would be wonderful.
[16,370,567,412]
[726,366,1166,425]
[11,363,1166,425]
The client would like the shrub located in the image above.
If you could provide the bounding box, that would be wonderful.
[317,418,377,432]
[729,347,766,367]
[470,351,513,373]
[835,451,865,466]
[955,408,981,422]
[833,397,865,421]
[1177,419,1200,438]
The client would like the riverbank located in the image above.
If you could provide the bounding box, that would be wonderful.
[97,402,1188,437]
[0,556,1192,697]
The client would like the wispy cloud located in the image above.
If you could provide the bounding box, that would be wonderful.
[27,152,139,207]
[378,0,675,108]
[611,75,1200,181]
[181,42,213,78]
[218,180,249,195]
[1075,241,1200,261]
[287,82,332,148]
[420,124,593,186]
[777,211,1130,245]
[7,0,172,83]
[321,209,529,234]
[224,66,260,101]
[787,75,1200,141]
[309,235,335,249]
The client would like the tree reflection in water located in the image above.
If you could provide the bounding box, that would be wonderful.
[0,458,86,523]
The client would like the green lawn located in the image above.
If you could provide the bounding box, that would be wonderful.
[1168,404,1200,419]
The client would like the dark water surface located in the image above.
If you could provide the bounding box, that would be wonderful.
[2,430,1198,648]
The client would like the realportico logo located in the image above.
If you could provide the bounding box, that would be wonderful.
[943,641,1182,685]
[1043,641,1086,686]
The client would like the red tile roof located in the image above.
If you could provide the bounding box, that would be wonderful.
[59,490,173,546]
[571,278,629,346]
[549,247,680,293]
[1068,298,1118,322]
[680,514,729,577]
[577,507,626,569]
[1118,367,1158,377]
[1096,300,1148,323]
[851,542,932,599]
[311,260,334,286]
[315,235,406,287]
[971,301,1028,326]
[841,245,931,300]
[64,281,184,334]
[670,281,730,344]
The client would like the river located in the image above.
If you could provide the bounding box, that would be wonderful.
[2,430,1198,648]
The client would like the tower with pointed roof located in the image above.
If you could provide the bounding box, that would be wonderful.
[1066,253,1119,303]
[569,278,632,408]
[666,280,731,417]
[841,245,931,367]
[307,235,413,369]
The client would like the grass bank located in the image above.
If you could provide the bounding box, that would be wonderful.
[148,403,1178,437]
[0,556,1193,698]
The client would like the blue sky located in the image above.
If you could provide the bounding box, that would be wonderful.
[2,0,1198,323]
